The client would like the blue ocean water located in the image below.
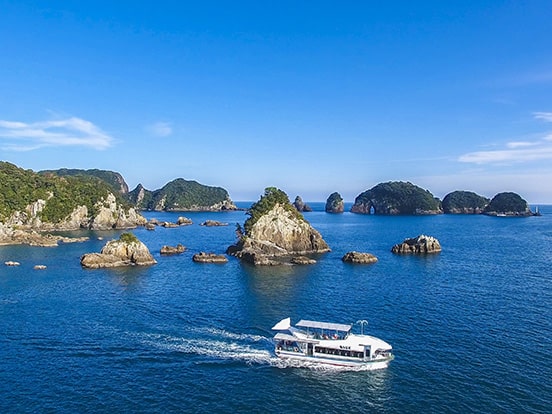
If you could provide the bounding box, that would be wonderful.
[1,203,551,413]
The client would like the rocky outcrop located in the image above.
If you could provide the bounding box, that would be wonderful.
[341,251,378,264]
[177,217,193,225]
[160,244,186,255]
[200,220,228,226]
[351,181,442,215]
[291,256,317,265]
[0,222,89,246]
[80,233,157,268]
[391,235,441,254]
[293,196,312,212]
[227,199,330,266]
[325,192,344,213]
[192,252,228,263]
[88,193,147,230]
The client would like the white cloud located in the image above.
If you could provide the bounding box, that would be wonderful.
[147,122,173,137]
[534,112,552,122]
[459,112,552,165]
[0,117,113,151]
[458,145,552,164]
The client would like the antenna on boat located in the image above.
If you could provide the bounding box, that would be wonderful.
[356,320,368,335]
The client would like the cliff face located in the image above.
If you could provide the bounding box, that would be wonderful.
[228,203,330,265]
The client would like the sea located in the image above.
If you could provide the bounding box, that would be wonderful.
[1,202,551,413]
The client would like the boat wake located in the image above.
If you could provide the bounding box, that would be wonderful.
[132,328,385,372]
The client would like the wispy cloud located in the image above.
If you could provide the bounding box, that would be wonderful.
[147,121,173,137]
[534,112,552,122]
[459,112,552,165]
[0,117,113,151]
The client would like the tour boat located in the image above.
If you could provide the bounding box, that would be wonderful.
[272,317,394,369]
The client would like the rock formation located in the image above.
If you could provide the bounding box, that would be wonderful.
[325,192,344,213]
[442,191,489,214]
[483,192,534,216]
[192,252,228,263]
[341,251,378,264]
[227,187,330,265]
[290,256,317,265]
[81,233,157,268]
[200,220,228,226]
[293,196,312,212]
[391,235,441,254]
[160,244,186,255]
[351,181,442,215]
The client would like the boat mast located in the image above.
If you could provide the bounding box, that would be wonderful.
[356,320,368,335]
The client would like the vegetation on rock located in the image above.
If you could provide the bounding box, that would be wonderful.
[325,192,344,213]
[484,192,531,215]
[128,178,235,211]
[0,161,129,223]
[352,181,441,215]
[119,232,139,244]
[442,191,489,214]
[243,187,304,234]
[39,168,129,194]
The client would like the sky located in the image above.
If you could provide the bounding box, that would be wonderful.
[1,1,552,203]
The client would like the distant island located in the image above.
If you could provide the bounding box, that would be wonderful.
[0,161,541,246]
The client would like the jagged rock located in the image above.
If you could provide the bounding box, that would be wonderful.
[227,188,330,266]
[160,244,186,255]
[391,235,441,254]
[145,222,156,230]
[192,252,228,263]
[34,265,47,270]
[4,261,20,266]
[161,221,179,228]
[325,192,344,213]
[341,251,378,264]
[177,217,193,225]
[200,220,228,226]
[293,196,312,212]
[80,233,157,268]
[290,256,316,265]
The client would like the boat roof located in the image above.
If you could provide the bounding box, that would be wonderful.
[274,332,319,344]
[296,319,352,333]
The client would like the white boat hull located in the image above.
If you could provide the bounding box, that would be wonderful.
[275,349,393,369]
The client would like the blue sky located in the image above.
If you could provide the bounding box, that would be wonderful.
[1,1,552,203]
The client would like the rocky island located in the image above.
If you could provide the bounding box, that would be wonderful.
[325,192,344,213]
[81,233,157,268]
[127,178,237,212]
[351,181,442,215]
[227,187,330,265]
[442,190,489,214]
[483,192,535,216]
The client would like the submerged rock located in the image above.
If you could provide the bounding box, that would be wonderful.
[391,235,441,254]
